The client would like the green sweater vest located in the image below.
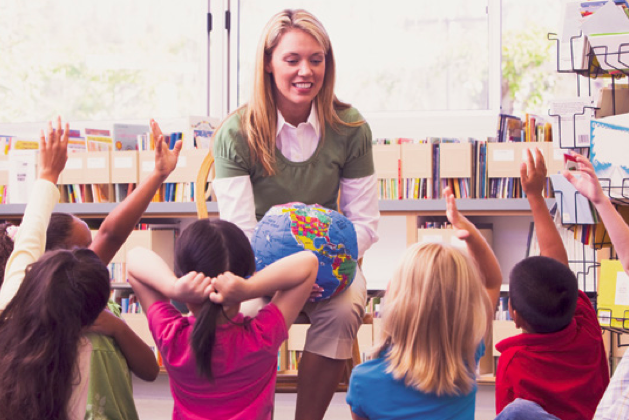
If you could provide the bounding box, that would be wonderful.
[214,107,374,221]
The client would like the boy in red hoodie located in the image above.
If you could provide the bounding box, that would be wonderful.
[495,148,609,420]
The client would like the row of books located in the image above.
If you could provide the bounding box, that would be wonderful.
[0,147,212,204]
[372,136,563,200]
[0,116,218,204]
[495,296,512,321]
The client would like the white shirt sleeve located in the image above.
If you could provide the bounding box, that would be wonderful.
[213,175,258,240]
[0,179,60,310]
[339,174,380,259]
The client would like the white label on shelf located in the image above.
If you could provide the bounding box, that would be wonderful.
[66,158,82,170]
[87,157,106,169]
[449,236,466,249]
[114,157,133,169]
[176,156,187,168]
[0,161,8,171]
[142,161,155,172]
[522,148,544,161]
[493,149,515,162]
[598,309,611,326]
[616,271,629,306]
[419,234,444,243]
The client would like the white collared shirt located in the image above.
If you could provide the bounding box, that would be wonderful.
[213,105,379,258]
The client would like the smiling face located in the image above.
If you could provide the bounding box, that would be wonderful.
[265,28,326,125]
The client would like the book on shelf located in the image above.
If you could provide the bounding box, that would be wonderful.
[8,149,38,204]
[113,123,149,151]
[188,116,219,150]
[597,259,629,328]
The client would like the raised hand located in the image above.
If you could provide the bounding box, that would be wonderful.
[209,271,249,306]
[562,152,607,205]
[151,119,183,180]
[444,186,471,240]
[38,116,68,184]
[520,147,547,197]
[172,271,213,304]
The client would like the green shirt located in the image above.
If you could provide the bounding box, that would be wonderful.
[214,107,375,220]
[84,301,139,420]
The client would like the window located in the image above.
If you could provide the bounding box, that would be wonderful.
[233,0,493,113]
[0,0,208,124]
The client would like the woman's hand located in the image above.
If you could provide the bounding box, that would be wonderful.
[38,116,68,184]
[151,119,182,180]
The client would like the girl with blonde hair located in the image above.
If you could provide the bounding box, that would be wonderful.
[213,9,379,419]
[347,187,501,420]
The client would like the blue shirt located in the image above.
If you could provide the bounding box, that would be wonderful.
[346,342,485,420]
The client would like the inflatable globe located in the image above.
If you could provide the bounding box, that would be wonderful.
[251,202,358,301]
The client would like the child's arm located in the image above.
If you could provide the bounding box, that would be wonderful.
[445,186,502,310]
[209,251,318,327]
[87,310,159,381]
[0,118,67,310]
[521,148,569,266]
[90,120,182,265]
[126,246,212,313]
[564,152,629,272]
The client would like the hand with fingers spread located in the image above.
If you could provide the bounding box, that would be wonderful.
[444,186,472,241]
[151,119,183,180]
[562,151,607,206]
[172,271,213,304]
[209,271,249,306]
[38,116,69,184]
[520,147,547,198]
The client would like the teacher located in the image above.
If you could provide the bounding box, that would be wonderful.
[213,9,379,420]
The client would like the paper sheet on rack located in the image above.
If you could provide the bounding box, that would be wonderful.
[590,119,629,198]
[580,1,629,72]
[559,2,588,71]
[581,1,629,37]
[589,33,629,72]
[550,173,596,225]
[549,97,595,148]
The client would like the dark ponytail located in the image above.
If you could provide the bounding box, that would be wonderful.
[175,219,255,380]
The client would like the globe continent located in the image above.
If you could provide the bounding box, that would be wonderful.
[251,202,358,301]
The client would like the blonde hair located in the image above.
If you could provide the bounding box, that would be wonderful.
[235,9,363,175]
[377,242,493,396]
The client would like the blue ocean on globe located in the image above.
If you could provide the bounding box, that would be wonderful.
[251,202,358,301]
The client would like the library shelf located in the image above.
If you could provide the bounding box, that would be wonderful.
[0,199,554,220]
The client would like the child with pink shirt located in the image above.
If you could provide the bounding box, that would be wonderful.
[127,219,318,420]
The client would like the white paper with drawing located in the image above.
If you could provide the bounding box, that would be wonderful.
[590,119,629,198]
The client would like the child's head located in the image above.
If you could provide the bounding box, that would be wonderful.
[509,256,578,333]
[381,242,492,397]
[46,212,92,250]
[0,248,109,419]
[175,218,256,279]
[174,219,255,380]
